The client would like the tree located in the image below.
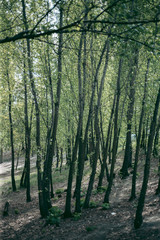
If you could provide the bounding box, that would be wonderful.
[120,47,139,178]
[104,57,122,203]
[130,58,150,201]
[134,86,160,229]
[6,62,16,192]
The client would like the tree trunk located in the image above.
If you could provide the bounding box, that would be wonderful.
[7,69,16,192]
[130,58,150,201]
[121,48,139,178]
[84,40,110,208]
[23,45,32,202]
[74,9,88,212]
[134,86,160,229]
[98,94,116,188]
[153,116,160,157]
[20,160,26,188]
[0,148,3,164]
[43,4,63,216]
[64,26,84,217]
[60,148,63,173]
[56,142,59,169]
[22,0,44,217]
[104,58,122,203]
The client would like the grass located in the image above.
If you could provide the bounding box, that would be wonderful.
[0,165,69,198]
[55,188,64,194]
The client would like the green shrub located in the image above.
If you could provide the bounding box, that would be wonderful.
[92,189,98,195]
[46,206,62,226]
[72,212,81,221]
[55,188,64,194]
[89,201,98,208]
[80,198,85,207]
[53,196,59,201]
[101,203,110,210]
[97,186,107,193]
[46,215,60,226]
[14,209,19,214]
[49,206,62,217]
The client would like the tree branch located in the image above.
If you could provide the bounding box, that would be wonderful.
[0,18,82,44]
[85,19,160,25]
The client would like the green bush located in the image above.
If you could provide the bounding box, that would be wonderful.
[46,206,62,226]
[72,212,81,221]
[14,209,19,214]
[46,215,60,226]
[92,189,98,195]
[97,186,107,193]
[89,201,98,208]
[55,188,64,194]
[49,206,62,217]
[101,203,110,210]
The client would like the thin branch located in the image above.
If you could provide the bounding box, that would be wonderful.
[85,19,160,25]
[30,0,62,35]
[0,18,82,44]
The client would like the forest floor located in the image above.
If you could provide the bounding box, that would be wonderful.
[0,152,160,240]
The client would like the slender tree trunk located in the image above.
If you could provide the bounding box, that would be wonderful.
[23,50,31,202]
[130,58,150,201]
[64,25,84,217]
[66,119,71,165]
[75,10,88,212]
[20,160,26,188]
[16,146,21,170]
[98,94,116,188]
[64,127,82,217]
[134,86,160,229]
[21,0,44,217]
[83,40,110,208]
[7,70,16,192]
[156,156,160,194]
[83,119,100,208]
[60,148,63,173]
[121,48,139,178]
[50,169,54,198]
[108,126,113,164]
[43,5,63,216]
[104,58,122,203]
[153,116,160,157]
[56,142,59,169]
[0,148,3,164]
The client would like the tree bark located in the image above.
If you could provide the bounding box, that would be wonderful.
[121,48,139,178]
[43,4,63,216]
[98,93,116,188]
[7,69,16,192]
[104,58,122,203]
[134,86,160,229]
[130,58,150,201]
[21,0,44,217]
[84,40,110,208]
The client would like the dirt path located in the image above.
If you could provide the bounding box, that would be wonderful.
[0,156,160,239]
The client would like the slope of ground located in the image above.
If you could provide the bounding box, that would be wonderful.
[0,153,160,240]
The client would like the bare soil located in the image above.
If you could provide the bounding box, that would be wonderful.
[0,154,160,240]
